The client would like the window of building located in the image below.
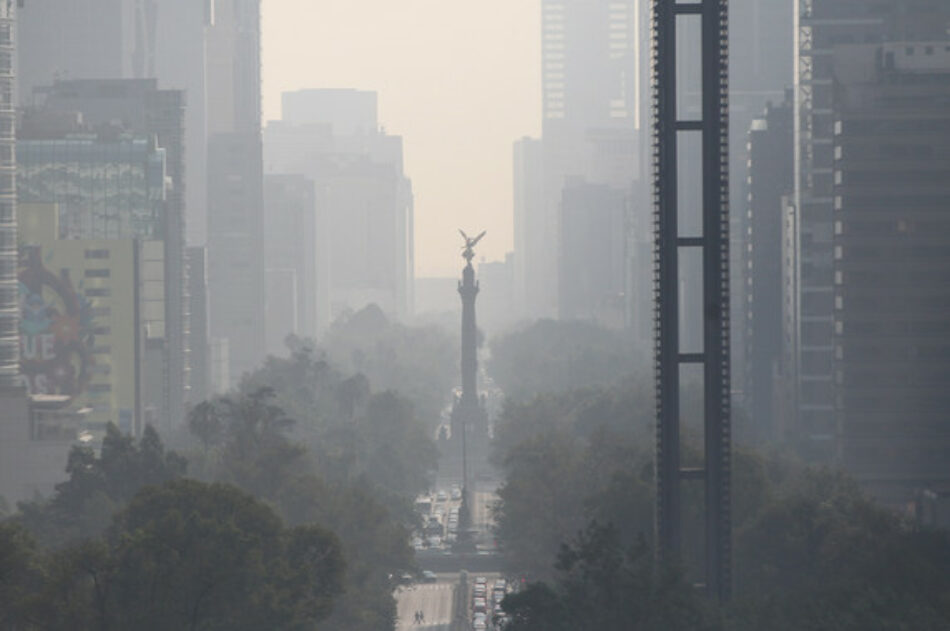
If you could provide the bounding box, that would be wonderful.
[86,288,111,297]
[85,269,110,278]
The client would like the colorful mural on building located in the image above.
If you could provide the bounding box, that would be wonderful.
[18,245,96,402]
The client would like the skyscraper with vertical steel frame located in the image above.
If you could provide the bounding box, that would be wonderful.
[652,0,731,601]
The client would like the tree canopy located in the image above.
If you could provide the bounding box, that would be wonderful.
[288,303,458,429]
[3,480,344,631]
[183,387,418,631]
[487,319,646,400]
[16,423,187,547]
[492,381,950,630]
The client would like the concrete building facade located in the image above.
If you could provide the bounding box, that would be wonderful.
[264,89,414,330]
[206,0,265,385]
[831,42,950,502]
[789,0,950,456]
[18,80,187,429]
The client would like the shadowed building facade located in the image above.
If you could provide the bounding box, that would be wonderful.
[831,42,950,503]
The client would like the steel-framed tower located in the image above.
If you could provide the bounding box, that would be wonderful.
[652,0,731,601]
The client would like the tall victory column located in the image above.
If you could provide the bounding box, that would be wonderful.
[452,230,489,513]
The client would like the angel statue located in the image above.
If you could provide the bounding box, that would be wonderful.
[459,229,486,263]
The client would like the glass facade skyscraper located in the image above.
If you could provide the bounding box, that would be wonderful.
[0,3,16,389]
[17,136,166,241]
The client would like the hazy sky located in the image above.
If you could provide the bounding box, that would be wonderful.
[262,0,541,277]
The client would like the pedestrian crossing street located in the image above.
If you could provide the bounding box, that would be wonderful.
[396,581,454,630]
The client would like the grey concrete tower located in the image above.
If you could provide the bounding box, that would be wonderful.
[0,1,16,388]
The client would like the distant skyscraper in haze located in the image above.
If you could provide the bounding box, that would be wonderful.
[186,246,211,406]
[514,0,648,330]
[0,1,18,389]
[16,0,138,103]
[541,0,641,136]
[264,174,317,355]
[512,137,544,320]
[140,0,213,246]
[264,89,414,330]
[558,181,626,328]
[206,0,265,385]
[18,0,213,248]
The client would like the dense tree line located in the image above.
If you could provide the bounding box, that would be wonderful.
[2,322,445,631]
[487,319,647,401]
[184,384,425,631]
[1,464,342,630]
[288,303,458,430]
[494,383,950,630]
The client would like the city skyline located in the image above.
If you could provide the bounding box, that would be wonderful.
[261,0,541,277]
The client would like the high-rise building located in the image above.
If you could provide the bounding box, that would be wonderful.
[530,0,646,322]
[790,0,950,456]
[744,97,794,441]
[477,253,516,333]
[727,0,794,415]
[206,0,265,385]
[19,0,213,247]
[138,0,212,246]
[186,246,210,406]
[21,79,188,429]
[207,131,264,382]
[264,174,317,355]
[18,202,153,435]
[831,42,950,502]
[264,89,414,329]
[17,130,167,239]
[0,0,86,506]
[558,180,626,328]
[16,0,138,103]
[512,137,544,320]
[0,0,17,389]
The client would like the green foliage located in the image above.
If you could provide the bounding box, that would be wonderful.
[0,522,44,628]
[488,319,646,400]
[240,348,438,504]
[16,423,187,547]
[184,387,416,631]
[293,303,458,429]
[491,383,655,580]
[494,383,950,630]
[730,469,950,631]
[12,480,344,631]
[503,522,719,631]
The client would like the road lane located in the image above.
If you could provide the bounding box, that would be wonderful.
[395,578,455,631]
